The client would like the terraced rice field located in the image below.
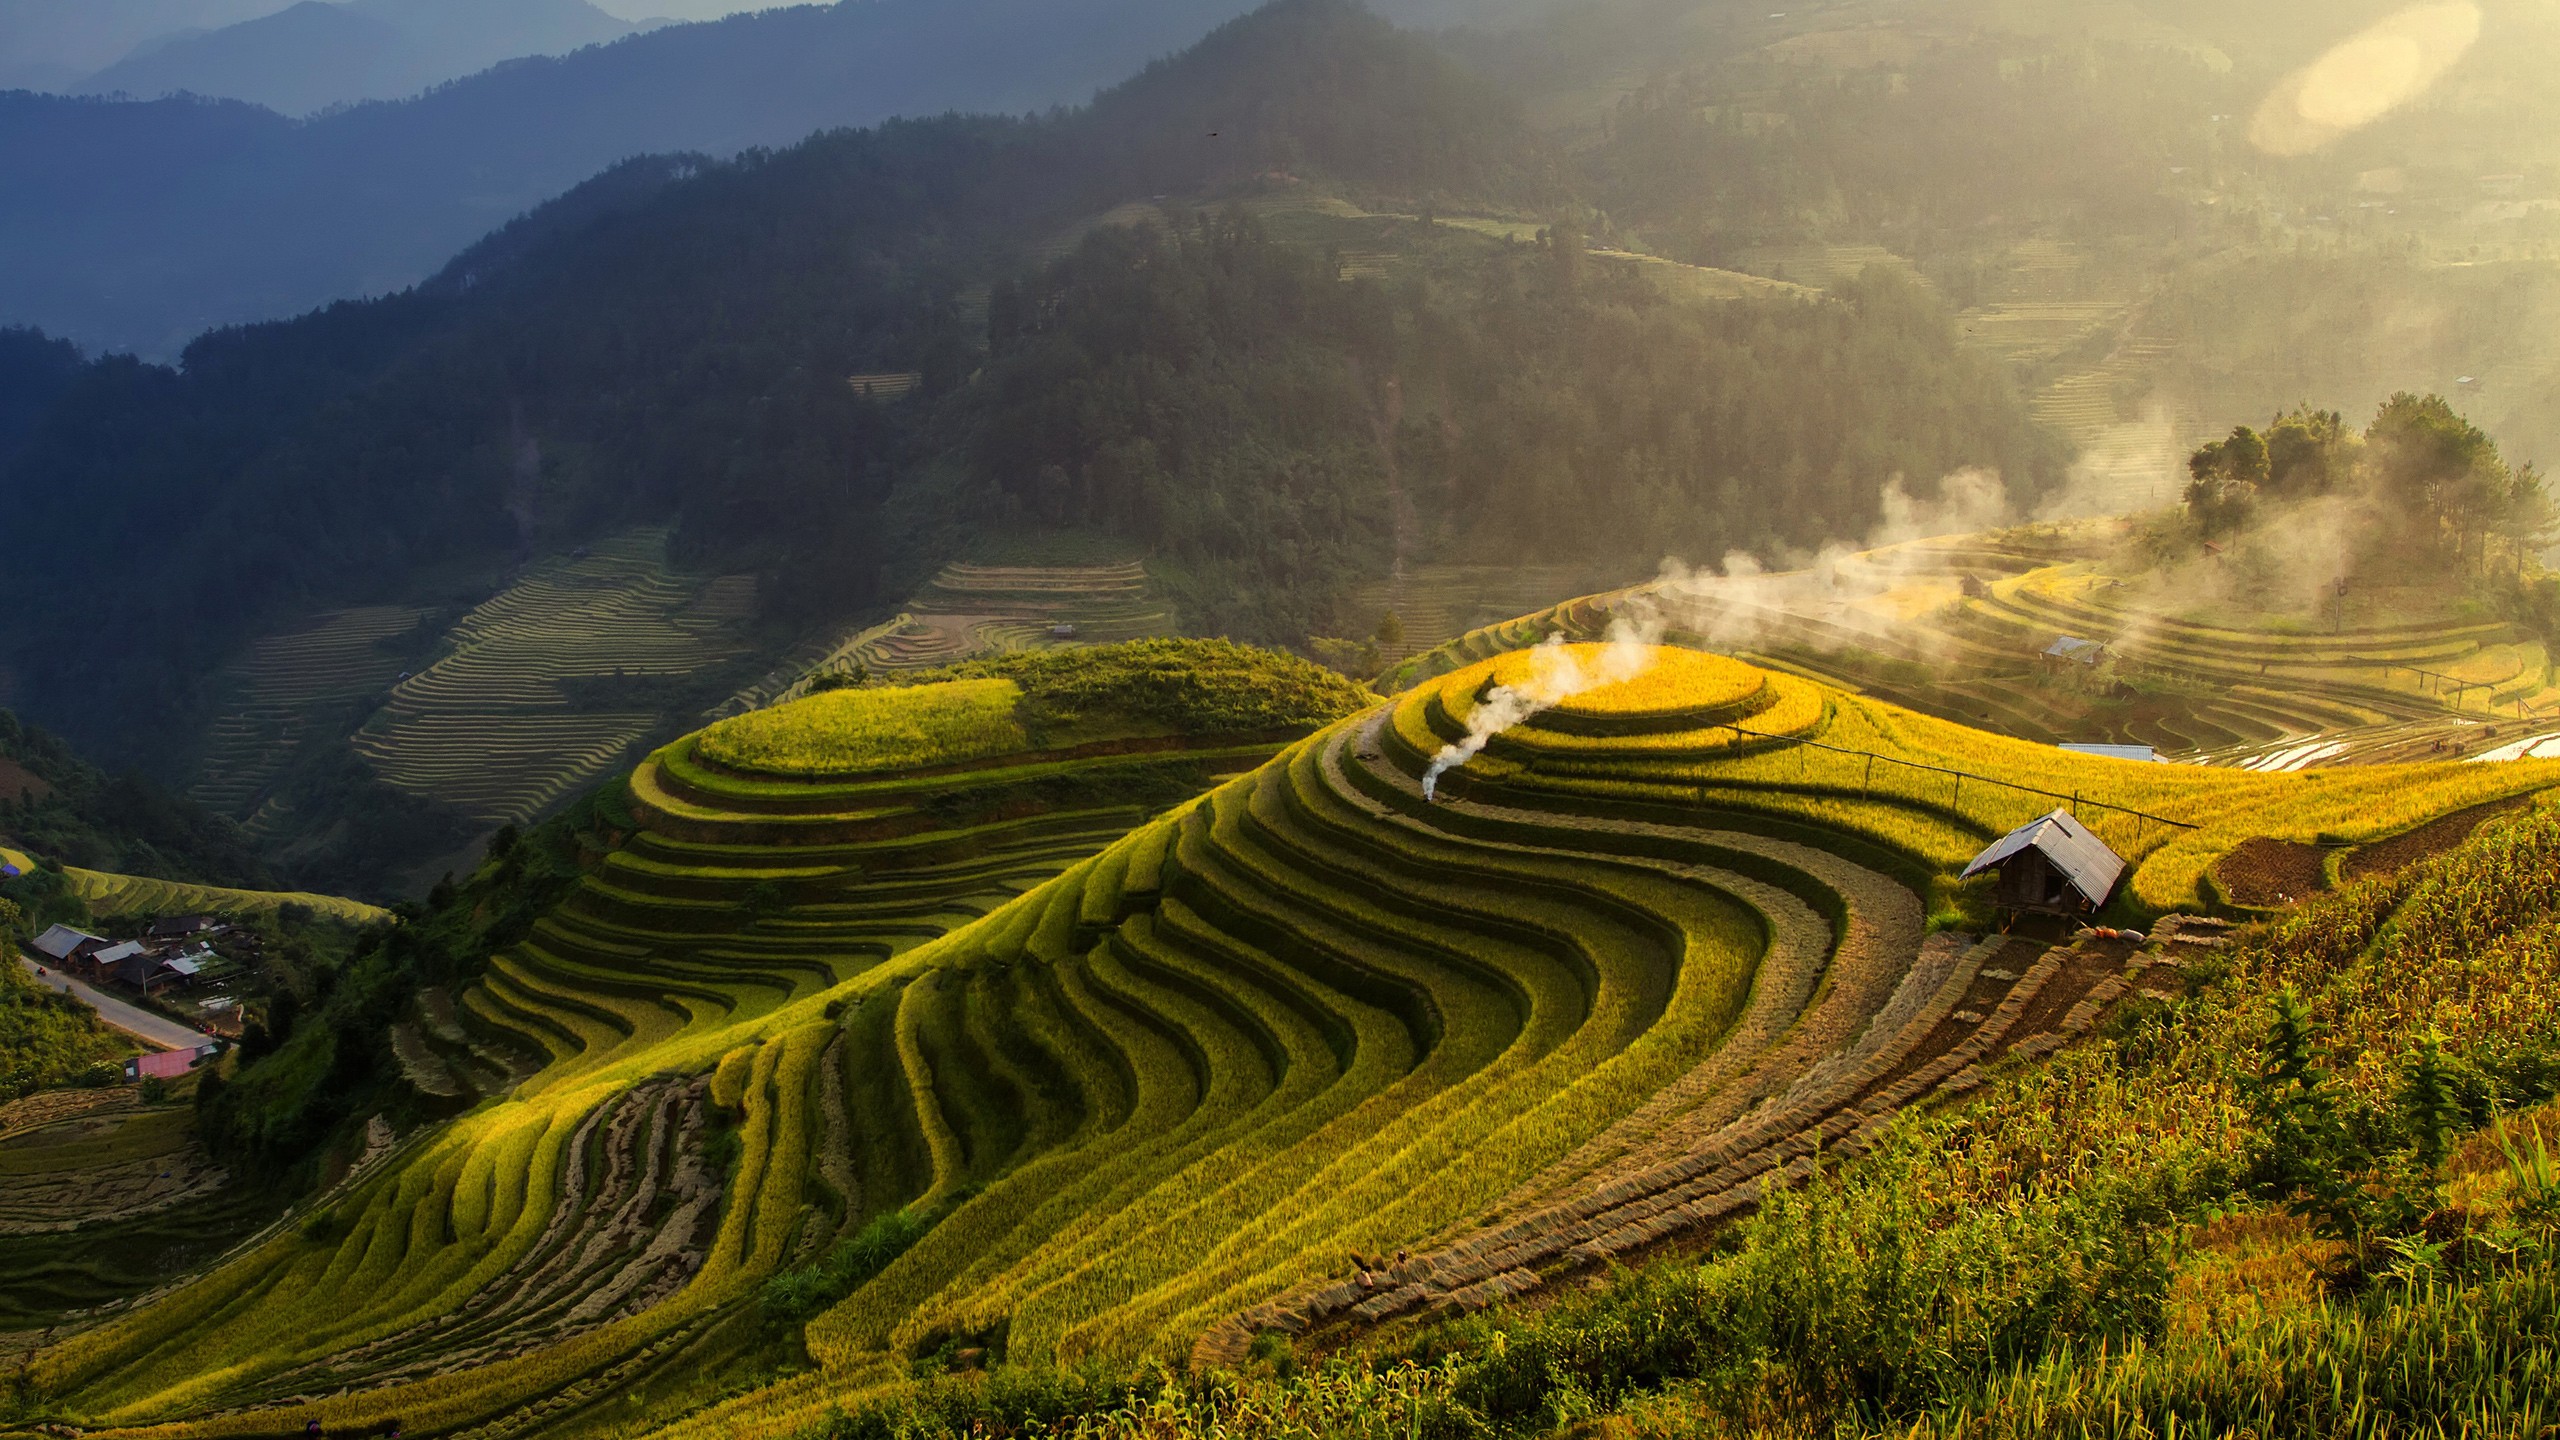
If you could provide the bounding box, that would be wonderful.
[1577,532,2560,770]
[189,606,428,819]
[787,562,1176,691]
[61,867,391,927]
[0,1092,280,1340]
[29,640,2554,1440]
[352,530,762,825]
[1350,563,1612,672]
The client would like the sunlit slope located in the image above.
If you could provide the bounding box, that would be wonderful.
[28,643,1363,1438]
[30,645,2552,1440]
[1531,534,2560,767]
[58,868,391,927]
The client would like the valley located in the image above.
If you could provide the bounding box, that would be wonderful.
[7,0,2560,1435]
[11,633,2557,1437]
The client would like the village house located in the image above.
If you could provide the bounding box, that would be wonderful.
[1962,809,2128,918]
[27,923,107,968]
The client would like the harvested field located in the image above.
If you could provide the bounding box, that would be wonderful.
[2211,838,2332,908]
[0,1107,225,1236]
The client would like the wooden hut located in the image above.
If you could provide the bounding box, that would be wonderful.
[1962,809,2127,917]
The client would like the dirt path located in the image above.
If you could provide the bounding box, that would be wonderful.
[16,955,204,1051]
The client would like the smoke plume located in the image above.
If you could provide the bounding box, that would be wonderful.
[1422,609,1663,800]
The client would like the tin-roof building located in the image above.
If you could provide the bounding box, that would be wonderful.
[2042,636,2109,668]
[1962,809,2127,917]
[28,924,105,964]
[2058,743,2158,764]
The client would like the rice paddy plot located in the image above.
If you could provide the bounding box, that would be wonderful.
[187,605,428,818]
[818,561,1176,684]
[1730,243,1916,291]
[1955,301,2126,368]
[1350,563,1618,672]
[352,529,761,826]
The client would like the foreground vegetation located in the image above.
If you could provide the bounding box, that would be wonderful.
[0,898,128,1102]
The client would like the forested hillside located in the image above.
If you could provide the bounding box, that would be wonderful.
[0,709,271,888]
[0,0,2053,895]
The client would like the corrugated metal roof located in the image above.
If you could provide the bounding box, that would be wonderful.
[1962,808,2128,905]
[161,956,204,977]
[92,940,147,966]
[2043,635,2107,664]
[2059,743,2158,763]
[29,924,102,961]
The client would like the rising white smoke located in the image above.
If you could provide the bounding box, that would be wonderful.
[1422,609,1663,801]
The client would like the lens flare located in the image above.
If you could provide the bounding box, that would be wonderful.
[2250,2,2481,157]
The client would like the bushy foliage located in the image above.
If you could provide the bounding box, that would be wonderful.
[763,1208,940,1324]
[0,707,270,888]
[0,897,128,1102]
[2184,395,2554,579]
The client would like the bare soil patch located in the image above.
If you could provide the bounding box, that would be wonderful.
[2013,938,2134,1038]
[2343,796,2534,881]
[2212,838,2331,908]
[0,757,48,803]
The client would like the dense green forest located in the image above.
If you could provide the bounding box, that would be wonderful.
[0,709,271,888]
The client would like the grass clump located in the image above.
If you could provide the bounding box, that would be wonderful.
[700,679,1030,778]
[762,1208,941,1324]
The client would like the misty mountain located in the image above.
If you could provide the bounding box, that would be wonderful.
[76,0,642,116]
[0,0,288,90]
[0,0,1294,357]
[0,0,2045,881]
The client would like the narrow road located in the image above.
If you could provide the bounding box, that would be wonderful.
[16,955,205,1051]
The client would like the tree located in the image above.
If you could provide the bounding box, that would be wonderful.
[1373,611,1406,652]
[2262,405,2352,500]
[2185,425,2266,538]
[2366,393,2507,564]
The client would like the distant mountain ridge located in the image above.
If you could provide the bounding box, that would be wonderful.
[0,0,289,90]
[0,0,1283,355]
[76,0,643,116]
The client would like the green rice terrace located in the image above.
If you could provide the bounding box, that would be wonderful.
[349,529,764,828]
[10,634,2555,1440]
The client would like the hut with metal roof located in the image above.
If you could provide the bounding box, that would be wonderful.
[1962,809,2127,917]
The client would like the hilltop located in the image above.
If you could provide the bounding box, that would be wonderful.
[11,634,2550,1436]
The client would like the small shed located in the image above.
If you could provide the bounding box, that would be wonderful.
[1962,809,2127,917]
[2042,636,2108,668]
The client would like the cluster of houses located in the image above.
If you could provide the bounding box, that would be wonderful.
[27,914,252,1005]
